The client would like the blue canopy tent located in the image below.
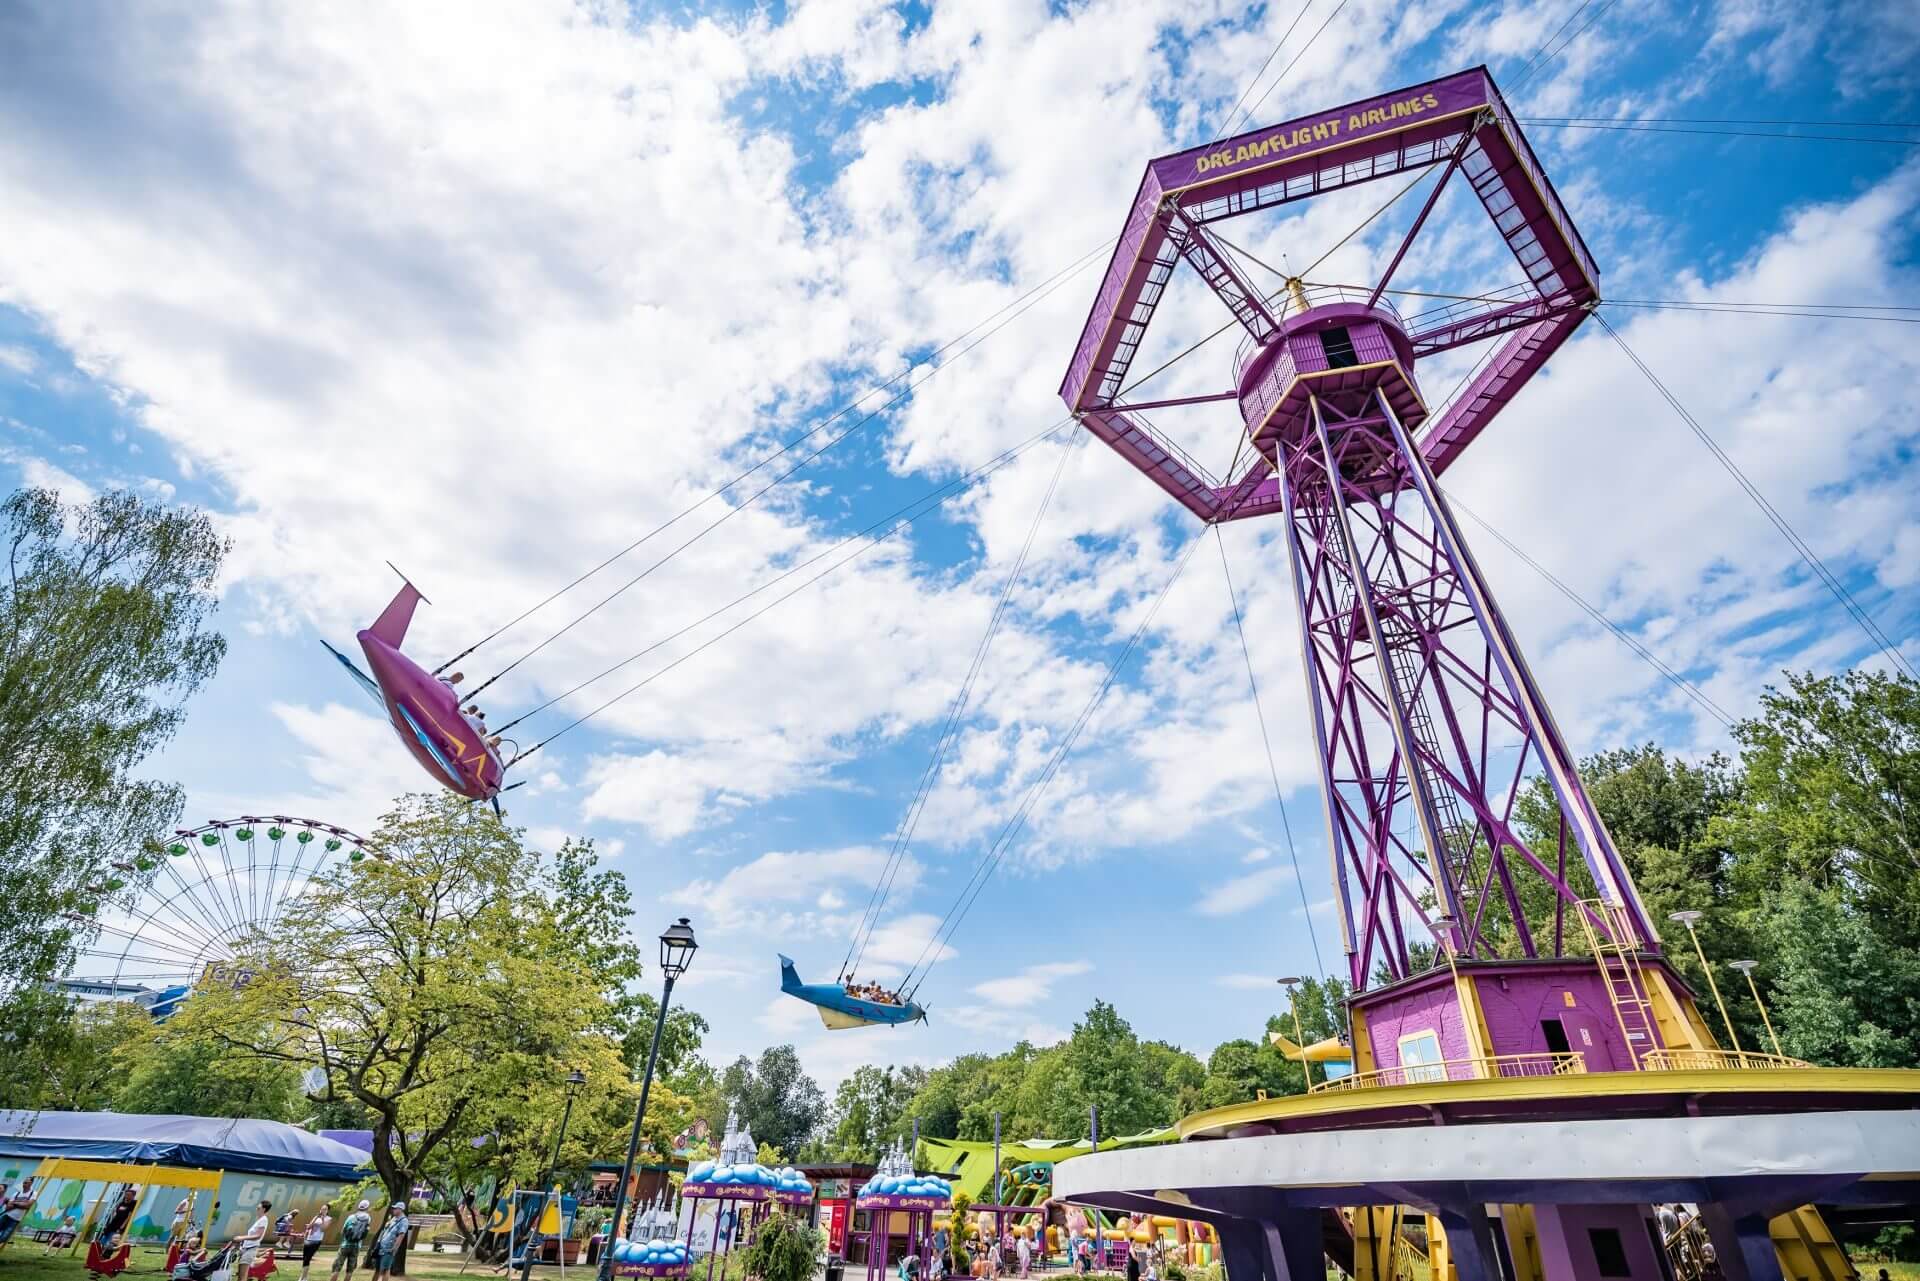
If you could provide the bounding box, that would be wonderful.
[0,1112,369,1248]
[0,1111,369,1181]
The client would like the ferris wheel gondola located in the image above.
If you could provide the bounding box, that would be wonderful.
[62,815,374,1014]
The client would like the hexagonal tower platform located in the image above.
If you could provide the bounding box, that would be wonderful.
[1055,66,1920,1281]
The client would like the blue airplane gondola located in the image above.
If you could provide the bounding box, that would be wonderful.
[779,955,928,1030]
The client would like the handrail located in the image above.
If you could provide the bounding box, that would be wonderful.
[1311,1050,1585,1093]
[1641,1049,1812,1071]
[1231,282,1408,380]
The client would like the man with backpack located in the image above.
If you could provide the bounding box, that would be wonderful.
[330,1202,373,1281]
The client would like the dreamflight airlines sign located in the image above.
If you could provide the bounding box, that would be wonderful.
[1194,92,1443,174]
[1150,71,1492,190]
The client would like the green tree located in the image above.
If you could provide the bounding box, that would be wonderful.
[0,486,227,996]
[1717,670,1920,947]
[1751,882,1920,1067]
[816,1064,925,1162]
[115,1021,307,1120]
[160,794,649,1211]
[721,1045,826,1158]
[0,992,147,1110]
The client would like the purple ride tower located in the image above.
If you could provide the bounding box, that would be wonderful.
[1053,68,1920,1281]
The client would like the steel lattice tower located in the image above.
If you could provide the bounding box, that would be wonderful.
[1061,68,1659,993]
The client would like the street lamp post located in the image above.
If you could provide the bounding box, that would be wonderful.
[1728,960,1784,1057]
[521,1069,588,1281]
[1430,915,1480,1078]
[600,918,698,1281]
[1669,911,1741,1054]
[1275,977,1311,1091]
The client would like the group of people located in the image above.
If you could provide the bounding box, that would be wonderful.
[844,980,901,1006]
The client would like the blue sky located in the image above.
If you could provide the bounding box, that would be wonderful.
[3,0,1917,1098]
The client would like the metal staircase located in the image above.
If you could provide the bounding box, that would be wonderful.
[1577,898,1659,1068]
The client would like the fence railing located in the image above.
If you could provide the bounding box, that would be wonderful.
[1310,1051,1585,1093]
[1640,1049,1812,1072]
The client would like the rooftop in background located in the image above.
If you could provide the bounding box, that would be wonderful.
[1,1110,369,1181]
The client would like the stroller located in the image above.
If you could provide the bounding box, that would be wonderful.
[173,1240,242,1281]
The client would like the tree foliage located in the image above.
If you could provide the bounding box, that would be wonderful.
[721,1045,826,1159]
[159,793,662,1203]
[0,486,227,996]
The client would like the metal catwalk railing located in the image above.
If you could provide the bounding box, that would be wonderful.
[1641,1049,1813,1071]
[1311,1050,1586,1092]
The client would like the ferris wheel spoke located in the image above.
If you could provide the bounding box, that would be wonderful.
[148,856,239,948]
[216,831,250,933]
[155,848,242,940]
[124,885,227,968]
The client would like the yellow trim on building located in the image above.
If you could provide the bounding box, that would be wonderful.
[1176,1066,1920,1140]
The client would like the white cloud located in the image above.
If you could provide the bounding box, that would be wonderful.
[1214,973,1280,991]
[665,846,918,928]
[0,345,35,375]
[1196,865,1296,917]
[969,960,1092,1009]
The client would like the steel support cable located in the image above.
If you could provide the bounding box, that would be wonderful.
[1509,0,1601,91]
[1235,0,1356,132]
[840,433,1081,982]
[1596,312,1920,682]
[899,438,1281,996]
[1215,526,1326,975]
[1519,122,1920,146]
[463,243,1109,701]
[1507,0,1619,92]
[502,419,1077,764]
[1444,494,1738,729]
[901,528,1212,997]
[498,283,1245,754]
[1328,279,1920,319]
[436,237,1118,679]
[1522,115,1920,129]
[1212,0,1320,143]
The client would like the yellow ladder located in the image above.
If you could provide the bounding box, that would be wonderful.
[1577,898,1659,1068]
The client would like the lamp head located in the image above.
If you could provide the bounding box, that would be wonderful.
[659,917,698,979]
[1668,910,1704,928]
[1275,976,1303,988]
[1728,960,1758,974]
[565,1069,587,1088]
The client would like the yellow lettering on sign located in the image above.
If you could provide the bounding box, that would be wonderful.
[1195,91,1448,176]
[1562,991,1576,1007]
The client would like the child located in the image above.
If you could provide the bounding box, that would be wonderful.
[47,1216,80,1254]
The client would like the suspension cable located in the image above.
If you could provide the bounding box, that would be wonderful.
[1211,0,1318,144]
[436,236,1116,679]
[502,418,1077,765]
[1215,526,1325,975]
[1596,312,1919,682]
[461,242,1108,701]
[1445,495,1738,729]
[901,528,1211,997]
[1519,121,1919,146]
[841,433,1080,982]
[1233,0,1355,134]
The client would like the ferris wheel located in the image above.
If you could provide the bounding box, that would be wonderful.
[64,815,374,1011]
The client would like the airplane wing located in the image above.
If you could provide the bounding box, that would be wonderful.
[320,639,386,708]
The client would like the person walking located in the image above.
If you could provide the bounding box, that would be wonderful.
[299,1208,333,1281]
[330,1202,373,1281]
[1126,1244,1142,1281]
[1016,1233,1032,1280]
[371,1204,409,1281]
[237,1201,273,1278]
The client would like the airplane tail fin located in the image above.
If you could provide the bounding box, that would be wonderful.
[778,954,802,994]
[368,566,430,648]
